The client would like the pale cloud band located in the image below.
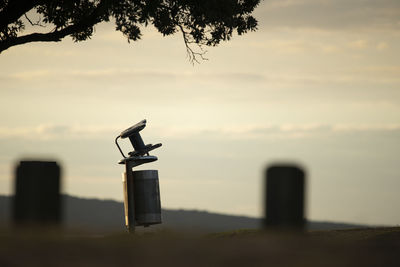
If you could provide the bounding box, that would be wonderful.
[2,67,400,87]
[257,0,400,31]
[1,123,399,140]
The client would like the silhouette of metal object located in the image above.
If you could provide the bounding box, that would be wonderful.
[115,119,162,160]
[264,164,305,230]
[116,120,162,233]
[13,161,62,226]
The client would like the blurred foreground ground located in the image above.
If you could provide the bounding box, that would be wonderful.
[0,227,399,267]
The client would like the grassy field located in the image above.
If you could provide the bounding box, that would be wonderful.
[0,227,399,267]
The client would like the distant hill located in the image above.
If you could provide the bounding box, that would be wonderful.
[0,195,366,233]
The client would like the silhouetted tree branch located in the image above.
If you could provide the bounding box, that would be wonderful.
[0,0,260,63]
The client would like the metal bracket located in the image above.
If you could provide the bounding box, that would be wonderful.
[118,155,158,167]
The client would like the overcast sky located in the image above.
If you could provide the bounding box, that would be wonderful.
[1,0,399,226]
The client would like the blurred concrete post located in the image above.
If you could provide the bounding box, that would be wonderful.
[264,164,305,230]
[13,161,62,226]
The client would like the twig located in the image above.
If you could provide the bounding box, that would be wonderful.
[24,14,45,27]
[178,24,208,64]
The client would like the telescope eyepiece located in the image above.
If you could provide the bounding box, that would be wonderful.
[120,119,146,139]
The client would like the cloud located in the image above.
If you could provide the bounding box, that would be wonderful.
[256,0,400,31]
[2,123,400,141]
[217,124,400,140]
[0,124,117,140]
[376,42,389,51]
[348,39,368,49]
[321,44,340,53]
[3,65,400,89]
[255,39,309,53]
[4,69,177,83]
[146,123,400,141]
[1,69,265,86]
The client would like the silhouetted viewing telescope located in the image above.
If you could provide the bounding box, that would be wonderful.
[115,119,162,233]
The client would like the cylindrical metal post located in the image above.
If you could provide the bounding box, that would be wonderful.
[264,165,305,230]
[123,161,136,233]
[132,170,161,226]
[123,168,162,232]
[13,160,62,226]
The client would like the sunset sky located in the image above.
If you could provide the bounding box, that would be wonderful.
[1,0,399,226]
